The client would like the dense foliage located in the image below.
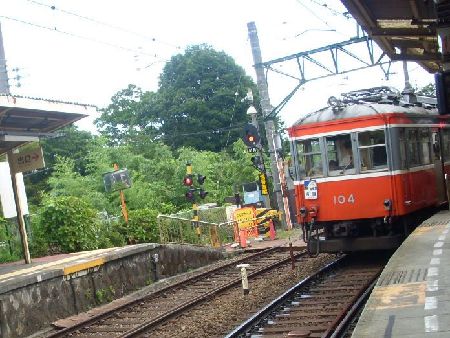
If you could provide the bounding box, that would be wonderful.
[39,196,104,252]
[0,45,263,260]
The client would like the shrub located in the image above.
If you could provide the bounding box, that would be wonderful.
[120,208,160,244]
[39,196,102,252]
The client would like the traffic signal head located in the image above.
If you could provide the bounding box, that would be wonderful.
[197,174,206,185]
[243,124,260,148]
[183,174,193,186]
[199,189,208,199]
[251,155,265,172]
[185,188,196,201]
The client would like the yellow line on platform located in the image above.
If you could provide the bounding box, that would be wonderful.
[63,257,105,275]
[0,248,114,281]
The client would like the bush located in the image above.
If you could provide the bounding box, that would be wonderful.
[39,196,102,253]
[0,216,21,262]
[28,214,50,258]
[120,208,160,244]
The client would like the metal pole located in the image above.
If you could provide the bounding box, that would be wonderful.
[7,152,31,264]
[247,21,286,227]
[0,23,10,95]
[249,111,271,208]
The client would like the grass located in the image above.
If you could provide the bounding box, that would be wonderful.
[275,227,302,240]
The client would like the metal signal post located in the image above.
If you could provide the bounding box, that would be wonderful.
[183,162,209,240]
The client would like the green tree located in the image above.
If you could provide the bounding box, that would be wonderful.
[416,83,436,97]
[24,126,95,205]
[158,44,257,151]
[96,85,161,146]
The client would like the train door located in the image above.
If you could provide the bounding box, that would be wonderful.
[432,129,446,204]
[399,129,412,207]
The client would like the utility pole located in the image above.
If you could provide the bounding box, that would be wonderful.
[0,23,10,94]
[1,23,31,263]
[247,21,287,227]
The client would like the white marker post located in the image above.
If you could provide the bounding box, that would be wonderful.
[237,263,250,295]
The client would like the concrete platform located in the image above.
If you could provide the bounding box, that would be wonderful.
[0,243,225,338]
[353,210,450,337]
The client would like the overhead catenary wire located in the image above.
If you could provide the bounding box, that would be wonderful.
[0,15,156,57]
[24,0,182,50]
[307,0,351,18]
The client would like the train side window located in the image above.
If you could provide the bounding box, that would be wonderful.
[296,138,323,178]
[399,129,408,169]
[407,129,421,167]
[357,130,387,171]
[326,134,355,176]
[420,129,432,165]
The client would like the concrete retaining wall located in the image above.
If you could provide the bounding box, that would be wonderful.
[0,243,225,338]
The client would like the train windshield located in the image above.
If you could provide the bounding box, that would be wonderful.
[326,134,355,176]
[296,138,323,178]
[358,130,387,171]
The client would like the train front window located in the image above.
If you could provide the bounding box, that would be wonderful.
[326,134,355,176]
[296,138,323,178]
[358,130,387,171]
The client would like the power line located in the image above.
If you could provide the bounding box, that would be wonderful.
[296,0,336,31]
[24,0,182,50]
[0,15,156,57]
[307,0,350,18]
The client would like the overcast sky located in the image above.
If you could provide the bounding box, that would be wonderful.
[1,0,435,131]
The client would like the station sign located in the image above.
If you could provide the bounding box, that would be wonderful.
[9,147,45,174]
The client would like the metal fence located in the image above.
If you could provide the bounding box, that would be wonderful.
[158,206,238,247]
[157,206,279,248]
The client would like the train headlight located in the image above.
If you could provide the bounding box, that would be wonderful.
[383,199,392,211]
[299,207,307,218]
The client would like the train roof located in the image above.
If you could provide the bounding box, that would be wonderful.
[291,87,438,127]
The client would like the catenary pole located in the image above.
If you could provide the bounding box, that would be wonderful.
[0,23,10,94]
[1,24,31,263]
[247,21,286,227]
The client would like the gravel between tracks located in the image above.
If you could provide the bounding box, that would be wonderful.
[148,253,336,338]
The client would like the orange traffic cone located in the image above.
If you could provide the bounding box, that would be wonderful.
[269,220,276,240]
[239,229,248,248]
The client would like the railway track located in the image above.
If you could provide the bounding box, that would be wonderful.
[47,247,309,338]
[226,253,388,338]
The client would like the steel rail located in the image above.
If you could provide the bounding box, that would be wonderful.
[118,249,309,338]
[224,255,345,338]
[48,246,284,338]
[328,279,378,338]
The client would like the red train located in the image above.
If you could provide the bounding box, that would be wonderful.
[287,87,448,253]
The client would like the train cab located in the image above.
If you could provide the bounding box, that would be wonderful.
[287,87,449,253]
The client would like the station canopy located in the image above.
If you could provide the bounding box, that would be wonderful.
[341,0,441,73]
[0,95,97,156]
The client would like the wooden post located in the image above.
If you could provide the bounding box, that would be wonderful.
[7,152,31,264]
[114,163,128,223]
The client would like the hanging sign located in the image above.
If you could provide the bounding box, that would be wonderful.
[9,147,45,174]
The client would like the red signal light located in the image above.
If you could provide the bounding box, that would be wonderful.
[183,175,193,186]
[243,124,260,148]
